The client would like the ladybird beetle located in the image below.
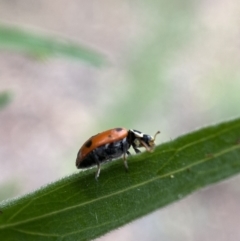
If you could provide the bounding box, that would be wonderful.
[76,128,160,180]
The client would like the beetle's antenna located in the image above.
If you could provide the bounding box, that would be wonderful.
[153,131,160,141]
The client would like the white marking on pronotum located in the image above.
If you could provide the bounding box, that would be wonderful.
[130,129,144,138]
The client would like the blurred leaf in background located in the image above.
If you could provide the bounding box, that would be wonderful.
[102,0,240,135]
[0,24,106,66]
[0,91,12,110]
[101,0,195,128]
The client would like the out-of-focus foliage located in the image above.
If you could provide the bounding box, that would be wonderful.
[0,24,106,66]
[0,91,12,109]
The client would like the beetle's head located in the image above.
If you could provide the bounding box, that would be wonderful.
[129,129,160,151]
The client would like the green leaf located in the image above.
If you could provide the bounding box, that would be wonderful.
[1,118,240,241]
[0,24,106,66]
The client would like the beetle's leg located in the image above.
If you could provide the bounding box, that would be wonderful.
[95,163,101,181]
[123,152,128,171]
[92,151,101,180]
[133,147,141,154]
[122,141,129,171]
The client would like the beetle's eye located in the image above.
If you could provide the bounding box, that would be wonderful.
[148,135,153,141]
[143,135,151,143]
[147,136,155,146]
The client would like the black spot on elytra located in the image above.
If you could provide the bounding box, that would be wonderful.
[115,128,123,132]
[108,135,112,138]
[85,140,92,148]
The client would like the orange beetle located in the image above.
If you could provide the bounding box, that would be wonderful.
[76,128,160,180]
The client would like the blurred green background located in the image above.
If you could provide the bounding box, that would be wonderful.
[0,0,240,240]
